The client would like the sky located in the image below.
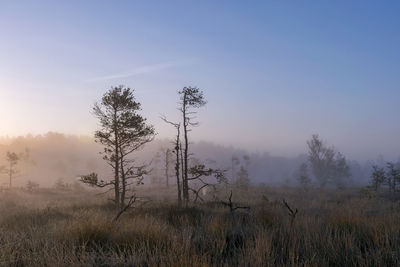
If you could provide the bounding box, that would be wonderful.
[0,0,399,161]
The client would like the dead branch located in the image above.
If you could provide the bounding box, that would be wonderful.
[187,165,227,203]
[113,195,137,222]
[282,199,298,224]
[221,191,250,214]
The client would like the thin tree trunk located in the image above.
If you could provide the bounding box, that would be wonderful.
[180,140,186,205]
[175,134,182,206]
[114,112,120,209]
[165,149,170,188]
[120,151,126,207]
[182,95,189,205]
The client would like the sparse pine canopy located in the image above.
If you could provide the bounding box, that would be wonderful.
[162,86,225,205]
[81,86,155,209]
[179,86,207,204]
[93,86,155,157]
[179,86,207,108]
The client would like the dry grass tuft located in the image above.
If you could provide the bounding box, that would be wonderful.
[0,187,399,266]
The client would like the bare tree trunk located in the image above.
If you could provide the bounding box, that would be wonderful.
[113,112,120,209]
[165,149,170,188]
[114,156,120,208]
[180,140,186,205]
[120,151,126,207]
[182,95,189,205]
[160,116,182,206]
[175,136,182,207]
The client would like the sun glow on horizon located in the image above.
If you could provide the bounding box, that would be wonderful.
[0,85,16,136]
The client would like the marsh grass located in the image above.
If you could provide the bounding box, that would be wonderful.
[0,187,399,266]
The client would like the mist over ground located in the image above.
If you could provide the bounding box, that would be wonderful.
[1,1,400,265]
[0,132,382,188]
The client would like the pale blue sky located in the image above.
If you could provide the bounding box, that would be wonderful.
[0,1,399,160]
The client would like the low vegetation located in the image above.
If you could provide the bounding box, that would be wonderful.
[0,186,399,266]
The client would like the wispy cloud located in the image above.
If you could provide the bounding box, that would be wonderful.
[85,60,195,82]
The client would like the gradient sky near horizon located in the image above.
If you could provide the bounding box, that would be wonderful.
[0,1,399,161]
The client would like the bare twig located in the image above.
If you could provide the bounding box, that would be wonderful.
[283,199,298,225]
[113,195,137,222]
[221,191,250,214]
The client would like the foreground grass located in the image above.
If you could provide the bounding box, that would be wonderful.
[0,187,399,266]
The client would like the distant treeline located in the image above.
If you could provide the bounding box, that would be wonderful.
[0,132,379,187]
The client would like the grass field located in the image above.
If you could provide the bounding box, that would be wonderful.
[0,186,399,266]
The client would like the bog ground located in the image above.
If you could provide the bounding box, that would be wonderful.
[0,186,399,266]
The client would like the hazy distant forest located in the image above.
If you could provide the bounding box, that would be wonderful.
[0,121,384,190]
[1,86,400,266]
[0,132,379,188]
[0,86,393,192]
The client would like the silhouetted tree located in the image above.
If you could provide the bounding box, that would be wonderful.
[179,86,207,204]
[5,152,19,188]
[80,86,155,209]
[164,148,172,188]
[163,87,225,204]
[307,135,335,187]
[370,165,386,191]
[161,116,183,206]
[307,134,350,188]
[386,162,400,192]
[187,163,226,203]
